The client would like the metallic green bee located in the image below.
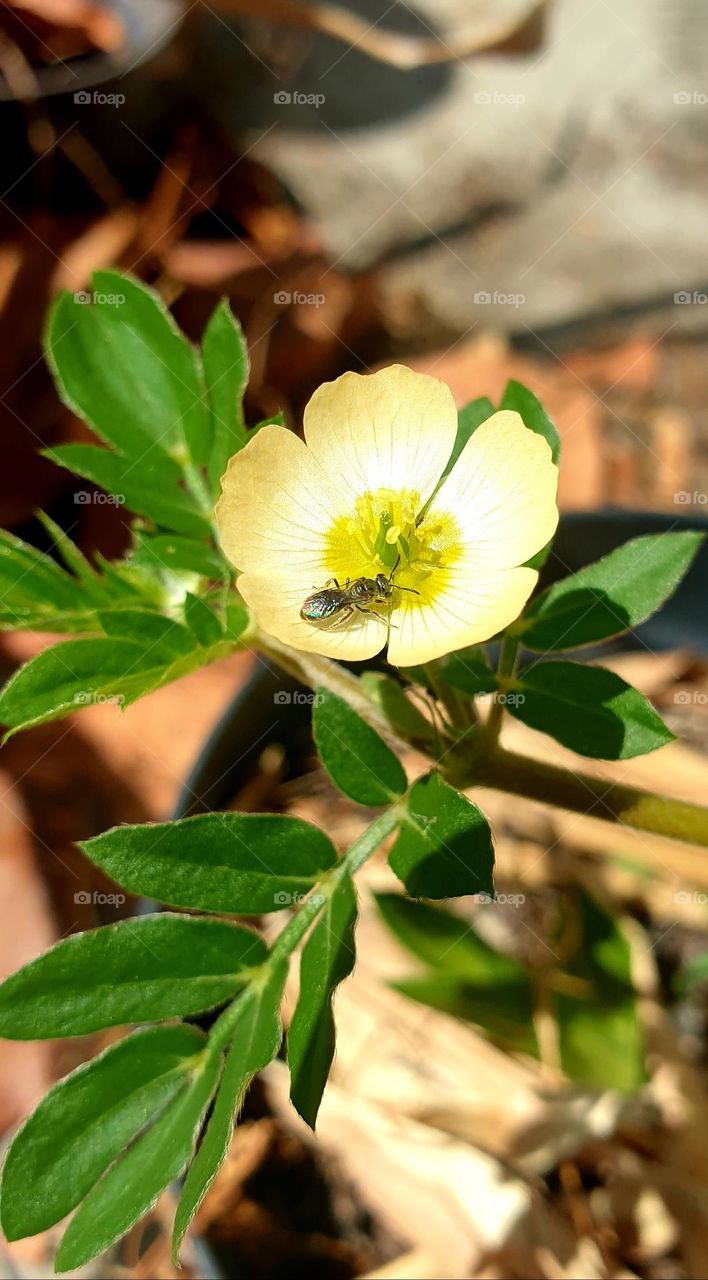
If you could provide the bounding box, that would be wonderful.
[300,559,419,628]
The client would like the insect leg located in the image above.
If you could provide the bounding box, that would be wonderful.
[356,605,396,627]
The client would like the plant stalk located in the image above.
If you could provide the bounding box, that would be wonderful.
[250,633,708,850]
[208,805,401,1052]
[474,746,708,848]
[483,631,521,746]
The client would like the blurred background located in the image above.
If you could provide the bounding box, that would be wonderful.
[2,2,708,1277]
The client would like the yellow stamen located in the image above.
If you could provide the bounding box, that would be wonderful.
[324,487,463,608]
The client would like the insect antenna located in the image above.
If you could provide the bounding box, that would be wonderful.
[388,552,420,596]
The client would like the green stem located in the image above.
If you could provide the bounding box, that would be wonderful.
[183,462,214,518]
[208,805,402,1052]
[423,663,473,734]
[484,631,520,747]
[474,746,708,848]
[247,631,708,849]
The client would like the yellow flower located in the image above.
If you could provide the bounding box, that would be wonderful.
[216,365,558,666]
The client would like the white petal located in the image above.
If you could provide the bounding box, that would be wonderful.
[425,410,558,569]
[215,424,342,579]
[387,562,538,666]
[303,365,457,510]
[239,572,388,662]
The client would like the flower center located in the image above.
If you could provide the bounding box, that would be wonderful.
[324,487,462,605]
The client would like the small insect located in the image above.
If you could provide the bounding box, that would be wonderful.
[300,558,419,628]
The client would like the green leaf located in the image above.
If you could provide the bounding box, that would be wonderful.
[499,379,560,463]
[522,532,704,652]
[437,647,497,696]
[289,874,357,1128]
[0,915,265,1038]
[36,511,100,585]
[389,772,494,898]
[375,894,522,984]
[224,600,249,640]
[313,688,406,806]
[375,895,536,1054]
[440,397,495,480]
[202,299,249,494]
[184,592,223,646]
[556,890,643,1091]
[250,410,285,433]
[0,638,159,734]
[0,530,89,631]
[133,533,228,580]
[393,973,537,1054]
[80,812,338,915]
[46,272,210,470]
[46,290,171,467]
[0,1024,205,1240]
[360,671,433,743]
[44,443,210,538]
[0,624,230,735]
[0,528,163,634]
[98,610,194,659]
[55,1048,221,1272]
[511,661,675,759]
[0,637,150,733]
[172,960,287,1262]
